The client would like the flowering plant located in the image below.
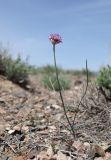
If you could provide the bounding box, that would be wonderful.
[49,33,75,137]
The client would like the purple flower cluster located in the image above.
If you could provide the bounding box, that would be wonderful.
[49,34,62,45]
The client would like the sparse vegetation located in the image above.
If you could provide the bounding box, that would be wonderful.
[37,65,64,75]
[97,65,111,89]
[66,68,96,77]
[0,45,96,92]
[42,74,70,91]
[0,46,29,89]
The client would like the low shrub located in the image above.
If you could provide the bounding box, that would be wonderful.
[6,55,29,88]
[97,65,111,89]
[42,74,70,91]
[0,46,29,89]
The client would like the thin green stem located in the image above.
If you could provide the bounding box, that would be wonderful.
[53,44,75,138]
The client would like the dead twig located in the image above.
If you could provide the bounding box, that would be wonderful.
[14,135,21,150]
[5,141,17,153]
[60,149,78,159]
[73,60,89,133]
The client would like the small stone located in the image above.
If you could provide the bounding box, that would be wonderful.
[40,118,47,123]
[0,108,6,114]
[29,154,35,159]
[22,126,29,132]
[48,125,56,132]
[51,104,61,109]
[72,140,83,150]
[13,125,22,131]
[28,150,37,159]
[36,112,45,119]
[46,105,51,110]
[74,86,79,90]
[84,142,91,150]
[24,135,30,142]
[92,144,105,157]
[8,130,15,134]
[4,116,14,121]
[5,127,11,131]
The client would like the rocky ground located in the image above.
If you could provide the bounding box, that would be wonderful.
[0,75,111,160]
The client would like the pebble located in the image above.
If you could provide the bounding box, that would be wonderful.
[22,125,29,132]
[36,112,45,119]
[8,129,15,134]
[4,116,14,121]
[51,104,61,109]
[13,125,22,131]
[0,108,6,114]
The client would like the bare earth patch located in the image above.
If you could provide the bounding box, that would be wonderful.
[0,75,111,160]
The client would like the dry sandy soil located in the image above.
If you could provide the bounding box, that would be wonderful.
[0,74,111,160]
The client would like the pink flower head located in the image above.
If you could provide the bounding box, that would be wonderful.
[49,34,62,45]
